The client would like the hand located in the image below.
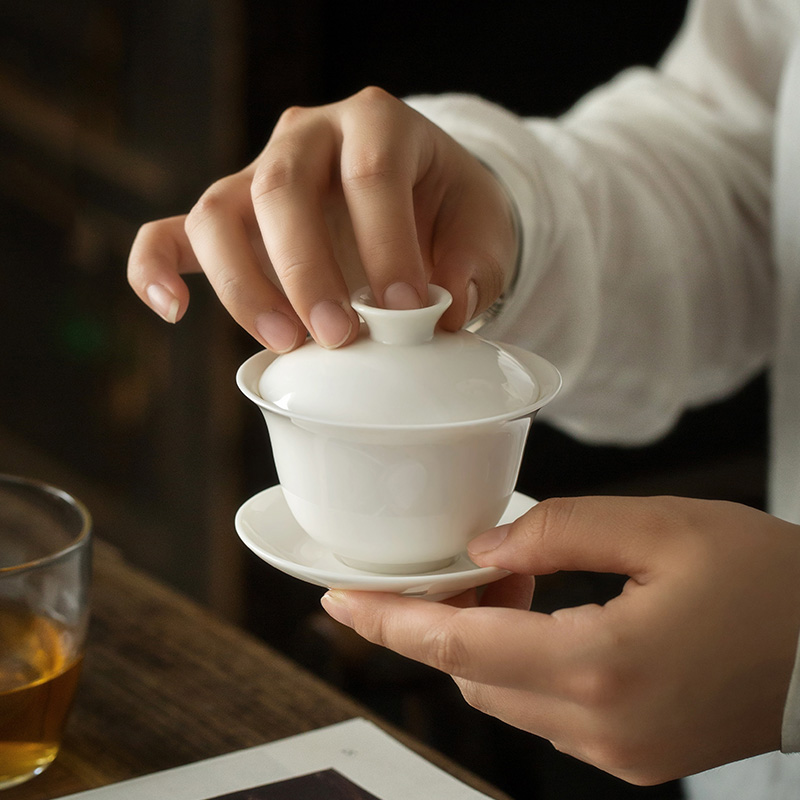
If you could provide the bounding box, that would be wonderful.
[320,495,800,785]
[127,87,517,351]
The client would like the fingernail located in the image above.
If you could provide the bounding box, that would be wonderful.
[468,524,511,556]
[383,282,422,310]
[255,310,302,353]
[309,300,353,348]
[146,284,180,323]
[321,591,353,628]
[465,280,479,324]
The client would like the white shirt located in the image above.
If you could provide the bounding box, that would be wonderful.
[407,0,800,795]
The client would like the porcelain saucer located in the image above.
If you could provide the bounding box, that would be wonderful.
[236,486,537,601]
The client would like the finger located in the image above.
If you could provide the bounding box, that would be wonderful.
[250,109,360,349]
[453,677,566,743]
[320,589,602,692]
[468,496,676,580]
[185,171,306,353]
[452,676,617,774]
[429,160,517,330]
[127,216,199,323]
[443,588,480,609]
[478,573,534,610]
[338,88,429,309]
[440,574,532,615]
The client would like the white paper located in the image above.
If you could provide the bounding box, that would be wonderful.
[56,718,494,800]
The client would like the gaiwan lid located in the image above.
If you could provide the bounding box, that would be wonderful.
[255,285,560,429]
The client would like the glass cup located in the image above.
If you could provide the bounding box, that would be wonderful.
[0,474,92,789]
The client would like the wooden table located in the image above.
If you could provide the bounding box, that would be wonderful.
[4,539,509,800]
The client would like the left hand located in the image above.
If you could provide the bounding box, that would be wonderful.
[320,495,800,785]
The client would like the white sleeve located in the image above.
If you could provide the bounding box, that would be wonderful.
[406,0,795,446]
[409,0,800,760]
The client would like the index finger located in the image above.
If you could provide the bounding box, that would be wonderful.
[320,589,604,694]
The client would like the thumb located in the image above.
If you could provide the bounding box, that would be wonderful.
[468,495,676,579]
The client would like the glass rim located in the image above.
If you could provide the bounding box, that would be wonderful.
[0,473,92,575]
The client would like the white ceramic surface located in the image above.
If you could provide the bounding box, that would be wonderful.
[261,409,532,573]
[255,285,558,427]
[236,285,560,574]
[236,485,538,601]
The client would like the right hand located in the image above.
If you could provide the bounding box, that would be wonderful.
[127,86,518,351]
[321,495,800,784]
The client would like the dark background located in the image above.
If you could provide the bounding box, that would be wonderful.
[1,2,766,798]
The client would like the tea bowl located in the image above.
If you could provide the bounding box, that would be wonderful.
[237,285,560,574]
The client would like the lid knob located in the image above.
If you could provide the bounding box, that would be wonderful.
[351,285,453,345]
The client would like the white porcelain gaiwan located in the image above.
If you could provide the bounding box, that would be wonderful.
[236,285,561,575]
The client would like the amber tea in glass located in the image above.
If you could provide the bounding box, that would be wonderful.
[0,475,91,789]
